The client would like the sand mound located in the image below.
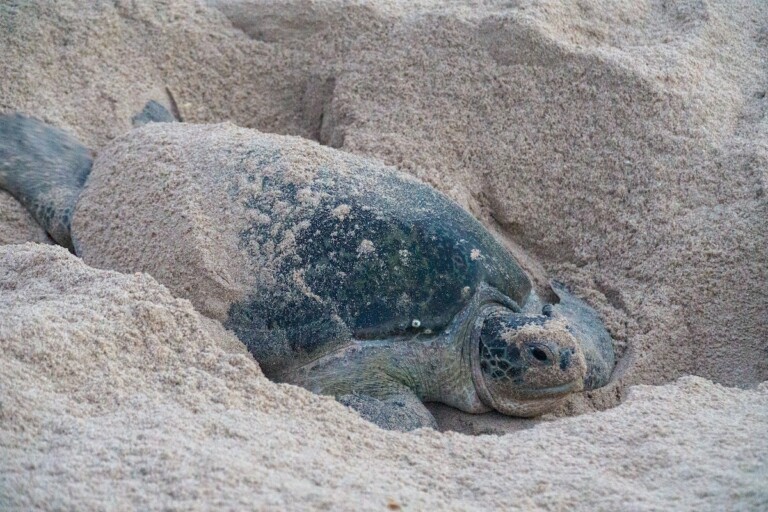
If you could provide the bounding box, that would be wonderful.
[1,243,766,510]
[0,190,51,246]
[0,0,766,508]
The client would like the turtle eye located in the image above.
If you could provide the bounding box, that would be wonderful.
[542,304,553,317]
[531,346,548,362]
[525,342,555,366]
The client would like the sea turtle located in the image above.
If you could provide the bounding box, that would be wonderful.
[0,102,615,431]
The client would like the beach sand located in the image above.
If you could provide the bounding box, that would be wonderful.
[1,0,766,509]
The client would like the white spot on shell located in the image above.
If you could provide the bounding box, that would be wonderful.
[357,239,375,256]
[296,187,314,204]
[332,204,351,220]
[470,248,482,261]
[399,249,410,266]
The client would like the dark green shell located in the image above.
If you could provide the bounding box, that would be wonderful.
[226,162,530,375]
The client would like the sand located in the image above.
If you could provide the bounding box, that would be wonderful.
[0,191,52,246]
[0,0,766,509]
[2,243,766,510]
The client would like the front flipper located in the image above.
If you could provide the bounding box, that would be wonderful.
[338,390,437,432]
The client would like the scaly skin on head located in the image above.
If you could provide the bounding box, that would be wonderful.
[471,309,587,417]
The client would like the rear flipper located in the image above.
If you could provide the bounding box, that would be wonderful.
[131,100,177,127]
[0,101,176,251]
[0,114,92,250]
[338,390,438,431]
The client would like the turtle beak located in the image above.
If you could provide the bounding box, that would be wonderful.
[548,281,616,390]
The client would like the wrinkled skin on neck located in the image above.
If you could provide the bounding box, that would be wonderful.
[276,284,509,414]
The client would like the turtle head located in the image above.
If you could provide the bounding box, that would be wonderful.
[469,305,588,417]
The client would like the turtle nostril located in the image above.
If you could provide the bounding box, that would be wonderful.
[531,347,548,362]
